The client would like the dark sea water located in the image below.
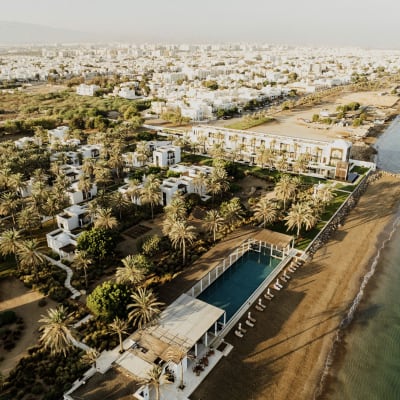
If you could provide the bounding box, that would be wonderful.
[325,116,400,400]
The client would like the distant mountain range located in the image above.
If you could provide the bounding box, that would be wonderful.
[0,21,103,45]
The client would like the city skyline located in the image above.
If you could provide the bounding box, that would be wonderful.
[1,0,400,49]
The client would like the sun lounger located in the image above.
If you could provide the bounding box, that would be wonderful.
[235,330,244,338]
[245,319,255,327]
[258,299,267,309]
[238,323,247,333]
[248,312,256,323]
[273,279,283,290]
[255,305,264,312]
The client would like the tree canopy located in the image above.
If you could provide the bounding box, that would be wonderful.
[77,227,118,260]
[86,281,132,321]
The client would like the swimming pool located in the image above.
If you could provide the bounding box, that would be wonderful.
[198,250,281,321]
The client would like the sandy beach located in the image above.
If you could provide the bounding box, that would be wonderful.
[191,174,400,400]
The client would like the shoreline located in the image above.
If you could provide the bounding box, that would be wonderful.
[191,174,400,400]
[317,200,400,399]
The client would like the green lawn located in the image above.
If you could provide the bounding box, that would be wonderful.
[351,165,370,175]
[335,183,356,192]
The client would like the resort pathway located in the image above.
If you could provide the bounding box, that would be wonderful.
[42,255,81,299]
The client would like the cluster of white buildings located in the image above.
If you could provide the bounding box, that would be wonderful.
[2,43,400,120]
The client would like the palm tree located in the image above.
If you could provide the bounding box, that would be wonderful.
[0,167,12,190]
[192,172,208,197]
[43,193,64,227]
[9,173,27,195]
[108,152,124,180]
[94,161,112,189]
[164,193,186,221]
[220,197,245,230]
[17,239,45,281]
[206,178,222,205]
[126,178,142,203]
[39,305,74,356]
[210,143,225,159]
[167,219,196,265]
[94,208,118,230]
[82,158,96,179]
[0,228,23,270]
[78,175,93,201]
[31,180,48,214]
[128,287,164,330]
[275,156,288,172]
[141,365,171,400]
[110,191,130,220]
[17,206,41,236]
[253,197,278,228]
[135,141,150,166]
[109,317,129,353]
[116,255,146,286]
[72,250,92,289]
[256,146,274,169]
[203,209,224,242]
[315,185,336,205]
[284,202,317,237]
[140,174,161,220]
[0,192,20,225]
[275,174,296,211]
[293,154,309,174]
[81,348,100,368]
[166,345,193,390]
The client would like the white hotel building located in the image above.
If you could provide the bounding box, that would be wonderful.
[189,125,352,180]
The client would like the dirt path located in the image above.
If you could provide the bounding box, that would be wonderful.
[0,278,57,376]
[191,175,400,400]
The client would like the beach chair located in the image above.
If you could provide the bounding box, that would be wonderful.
[258,298,267,309]
[238,323,247,333]
[235,330,244,338]
[264,293,274,300]
[245,319,255,327]
[248,312,256,323]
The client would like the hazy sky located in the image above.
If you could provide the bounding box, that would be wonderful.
[2,0,400,48]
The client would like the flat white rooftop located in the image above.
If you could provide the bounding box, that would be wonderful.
[146,293,225,351]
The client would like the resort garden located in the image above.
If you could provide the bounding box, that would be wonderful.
[0,122,366,399]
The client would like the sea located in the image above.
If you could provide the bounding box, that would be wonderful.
[321,116,400,400]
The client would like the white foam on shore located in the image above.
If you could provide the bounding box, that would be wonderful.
[313,212,400,400]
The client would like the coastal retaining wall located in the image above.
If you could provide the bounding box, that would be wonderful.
[306,170,373,256]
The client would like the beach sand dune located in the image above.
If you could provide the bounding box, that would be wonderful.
[191,175,400,400]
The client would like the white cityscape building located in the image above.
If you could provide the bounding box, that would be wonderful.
[76,83,100,96]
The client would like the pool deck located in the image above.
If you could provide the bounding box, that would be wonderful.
[157,226,263,305]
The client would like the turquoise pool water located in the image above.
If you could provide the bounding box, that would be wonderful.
[198,250,281,321]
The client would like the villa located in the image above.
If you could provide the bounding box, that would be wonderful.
[46,204,91,259]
